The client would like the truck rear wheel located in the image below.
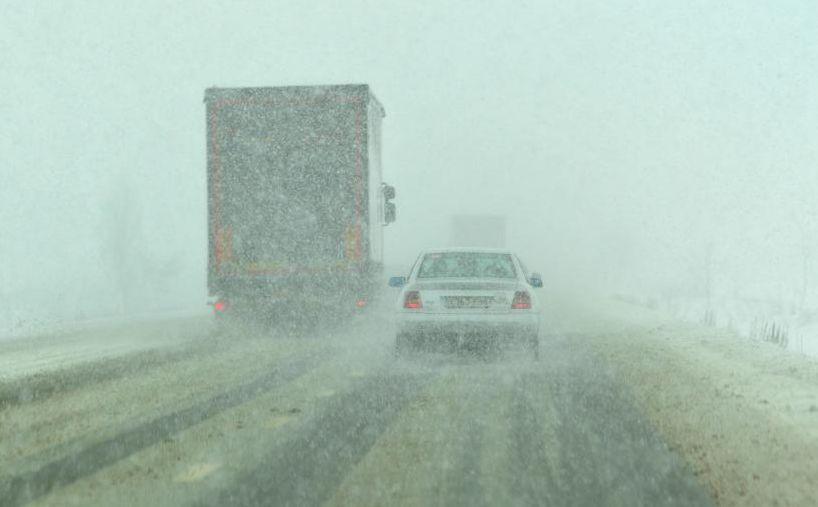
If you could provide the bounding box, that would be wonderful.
[395,333,414,357]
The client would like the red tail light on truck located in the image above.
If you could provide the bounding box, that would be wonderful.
[404,291,423,309]
[511,291,532,309]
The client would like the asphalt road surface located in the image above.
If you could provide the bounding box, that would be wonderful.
[1,295,713,506]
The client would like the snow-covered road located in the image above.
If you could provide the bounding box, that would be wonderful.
[1,292,816,506]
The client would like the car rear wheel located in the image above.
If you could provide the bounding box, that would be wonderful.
[395,332,414,357]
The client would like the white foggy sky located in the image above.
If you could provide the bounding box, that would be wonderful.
[1,1,817,324]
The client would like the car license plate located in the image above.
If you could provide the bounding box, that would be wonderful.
[443,296,494,309]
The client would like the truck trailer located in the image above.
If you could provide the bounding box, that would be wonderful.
[205,84,394,322]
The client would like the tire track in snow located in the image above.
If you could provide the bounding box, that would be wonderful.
[208,369,439,507]
[0,350,330,507]
[506,371,562,505]
[546,334,712,506]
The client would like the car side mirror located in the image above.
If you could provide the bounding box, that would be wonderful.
[529,273,543,288]
[388,276,407,288]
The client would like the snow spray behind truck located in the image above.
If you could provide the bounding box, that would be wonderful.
[205,85,395,322]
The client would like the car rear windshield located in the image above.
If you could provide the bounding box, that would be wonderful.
[417,252,517,279]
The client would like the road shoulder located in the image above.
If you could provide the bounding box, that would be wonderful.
[574,298,818,507]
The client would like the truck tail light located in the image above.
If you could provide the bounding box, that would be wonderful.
[511,291,531,309]
[404,291,422,310]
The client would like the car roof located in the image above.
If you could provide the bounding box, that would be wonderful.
[420,247,515,255]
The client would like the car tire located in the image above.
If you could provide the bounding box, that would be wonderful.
[395,333,413,357]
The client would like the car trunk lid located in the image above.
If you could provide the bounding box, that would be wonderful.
[411,279,520,314]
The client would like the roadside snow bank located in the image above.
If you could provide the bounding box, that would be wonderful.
[614,294,818,358]
[0,313,211,379]
[0,307,209,343]
[0,314,212,407]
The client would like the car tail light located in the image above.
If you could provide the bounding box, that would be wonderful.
[511,291,531,309]
[355,298,367,308]
[404,291,422,309]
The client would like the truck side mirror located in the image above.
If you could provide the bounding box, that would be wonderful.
[383,184,396,224]
[384,202,396,224]
[383,184,395,200]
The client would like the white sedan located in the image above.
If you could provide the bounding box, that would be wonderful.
[388,248,542,357]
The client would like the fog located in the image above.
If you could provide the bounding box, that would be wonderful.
[2,0,817,333]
